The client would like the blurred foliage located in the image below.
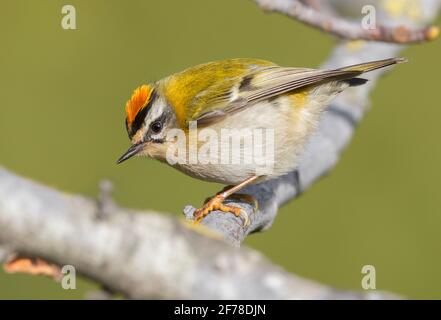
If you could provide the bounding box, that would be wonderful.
[0,0,440,299]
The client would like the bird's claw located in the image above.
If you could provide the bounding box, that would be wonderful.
[193,195,250,227]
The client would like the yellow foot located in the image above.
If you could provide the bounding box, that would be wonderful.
[193,194,249,227]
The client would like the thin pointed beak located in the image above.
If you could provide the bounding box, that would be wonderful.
[117,143,144,164]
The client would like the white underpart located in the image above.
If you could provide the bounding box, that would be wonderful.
[172,81,348,185]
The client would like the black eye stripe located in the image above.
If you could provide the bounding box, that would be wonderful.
[128,90,157,138]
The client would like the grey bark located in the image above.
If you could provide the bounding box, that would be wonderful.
[0,167,395,299]
[254,0,439,43]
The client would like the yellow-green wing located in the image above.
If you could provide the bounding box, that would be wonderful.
[193,57,404,126]
[159,58,276,128]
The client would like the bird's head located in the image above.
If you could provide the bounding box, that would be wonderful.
[117,84,178,164]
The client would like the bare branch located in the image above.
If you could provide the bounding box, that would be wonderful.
[0,167,395,299]
[0,245,12,264]
[253,0,439,43]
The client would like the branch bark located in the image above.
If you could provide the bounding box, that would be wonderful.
[254,0,439,43]
[0,167,395,299]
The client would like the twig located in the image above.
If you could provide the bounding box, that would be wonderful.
[96,180,117,220]
[253,0,439,43]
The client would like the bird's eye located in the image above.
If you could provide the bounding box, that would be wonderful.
[150,120,162,133]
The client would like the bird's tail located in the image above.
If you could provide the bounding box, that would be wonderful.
[337,57,407,87]
[337,57,408,73]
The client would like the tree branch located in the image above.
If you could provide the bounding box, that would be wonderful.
[253,0,439,43]
[0,167,395,299]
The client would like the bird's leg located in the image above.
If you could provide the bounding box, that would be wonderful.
[193,175,259,226]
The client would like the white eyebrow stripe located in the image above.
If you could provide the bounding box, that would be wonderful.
[144,96,167,127]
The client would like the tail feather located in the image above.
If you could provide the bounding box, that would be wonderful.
[337,57,407,73]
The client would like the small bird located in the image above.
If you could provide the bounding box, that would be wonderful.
[117,57,405,224]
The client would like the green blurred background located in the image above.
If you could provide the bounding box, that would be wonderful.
[0,0,440,299]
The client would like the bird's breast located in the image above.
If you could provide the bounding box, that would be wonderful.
[160,94,327,184]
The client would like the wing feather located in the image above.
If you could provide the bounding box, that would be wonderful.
[195,68,360,126]
[194,58,404,126]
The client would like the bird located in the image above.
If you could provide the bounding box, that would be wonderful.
[117,57,406,225]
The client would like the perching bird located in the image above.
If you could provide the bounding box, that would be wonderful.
[117,57,405,224]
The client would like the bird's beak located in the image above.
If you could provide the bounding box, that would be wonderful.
[117,143,144,164]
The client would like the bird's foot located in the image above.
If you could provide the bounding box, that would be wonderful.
[193,194,250,227]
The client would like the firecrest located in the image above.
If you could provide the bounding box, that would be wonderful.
[117,57,405,224]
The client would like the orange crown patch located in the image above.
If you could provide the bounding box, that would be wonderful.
[125,85,154,126]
